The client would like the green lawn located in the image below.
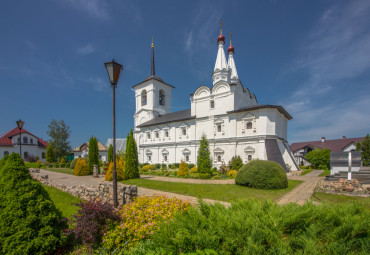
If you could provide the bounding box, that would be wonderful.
[312,192,370,209]
[43,184,81,218]
[319,170,330,176]
[301,169,313,175]
[120,179,302,203]
[43,167,75,175]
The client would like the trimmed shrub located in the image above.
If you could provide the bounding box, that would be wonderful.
[88,136,99,173]
[236,160,288,189]
[226,170,237,178]
[170,163,176,169]
[124,130,140,179]
[161,164,167,170]
[177,161,189,176]
[67,200,119,249]
[46,144,54,163]
[142,164,154,171]
[74,158,90,176]
[105,158,126,181]
[218,164,228,174]
[0,153,67,254]
[59,157,66,164]
[108,144,113,162]
[155,163,161,169]
[190,166,198,173]
[188,163,195,169]
[228,155,243,171]
[70,158,79,169]
[199,173,212,179]
[197,135,212,174]
[103,195,191,250]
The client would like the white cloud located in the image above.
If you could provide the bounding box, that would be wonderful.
[88,77,107,92]
[77,43,96,55]
[62,0,110,20]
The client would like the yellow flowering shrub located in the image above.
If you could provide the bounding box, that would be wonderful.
[190,166,197,173]
[105,158,126,181]
[227,170,238,178]
[73,158,90,176]
[59,157,66,164]
[142,164,155,171]
[177,161,189,176]
[103,195,190,250]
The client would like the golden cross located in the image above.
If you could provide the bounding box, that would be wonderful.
[230,32,232,45]
[151,36,154,48]
[219,19,223,33]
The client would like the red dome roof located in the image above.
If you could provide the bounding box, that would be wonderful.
[228,45,234,53]
[217,33,225,43]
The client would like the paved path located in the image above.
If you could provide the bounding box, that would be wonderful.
[141,175,235,184]
[39,169,230,207]
[277,170,324,205]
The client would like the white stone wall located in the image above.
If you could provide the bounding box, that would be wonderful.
[0,145,46,162]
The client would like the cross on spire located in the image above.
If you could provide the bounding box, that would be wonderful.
[219,19,223,34]
[229,32,232,45]
[151,37,155,76]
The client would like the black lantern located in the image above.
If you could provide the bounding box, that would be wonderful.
[104,59,123,208]
[16,119,24,158]
[104,59,123,86]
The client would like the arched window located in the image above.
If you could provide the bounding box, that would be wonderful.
[141,90,147,106]
[159,90,165,106]
[185,155,189,162]
[246,122,252,129]
[4,151,9,156]
[248,155,252,161]
[210,100,215,108]
[217,124,222,132]
[23,137,28,143]
[217,155,222,162]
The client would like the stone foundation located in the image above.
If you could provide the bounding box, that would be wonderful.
[30,168,138,206]
[316,178,369,197]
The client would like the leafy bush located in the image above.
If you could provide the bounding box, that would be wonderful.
[177,161,189,176]
[155,163,161,169]
[142,165,155,171]
[228,155,243,171]
[190,166,197,173]
[226,170,237,178]
[198,173,212,179]
[103,195,190,250]
[73,158,90,176]
[356,134,370,166]
[170,164,176,169]
[305,148,330,169]
[174,163,180,168]
[188,163,195,169]
[67,200,119,249]
[0,153,67,254]
[218,164,228,175]
[59,157,66,164]
[105,158,126,181]
[70,158,79,169]
[197,135,212,174]
[46,144,55,163]
[299,165,309,169]
[236,160,288,189]
[138,200,370,254]
[161,164,167,170]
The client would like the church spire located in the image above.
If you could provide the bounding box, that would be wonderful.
[227,32,239,81]
[151,37,155,76]
[212,20,230,85]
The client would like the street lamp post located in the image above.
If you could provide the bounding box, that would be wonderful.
[16,119,24,159]
[104,59,123,208]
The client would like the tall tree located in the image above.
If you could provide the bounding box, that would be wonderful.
[46,144,54,163]
[197,134,213,174]
[124,130,140,179]
[108,144,113,162]
[356,134,370,166]
[305,148,330,169]
[47,119,71,160]
[88,136,99,173]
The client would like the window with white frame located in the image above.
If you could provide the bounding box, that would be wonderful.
[165,130,169,137]
[246,121,253,129]
[148,155,151,161]
[244,146,255,163]
[147,132,151,139]
[182,148,191,162]
[159,90,165,106]
[30,138,33,144]
[217,124,222,132]
[155,132,159,138]
[248,155,252,161]
[185,155,189,162]
[141,90,147,106]
[210,100,215,109]
[23,137,28,143]
[217,155,222,162]
[242,113,256,133]
[182,128,186,136]
[164,155,167,161]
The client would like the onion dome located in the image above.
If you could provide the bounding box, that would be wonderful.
[228,44,234,54]
[217,33,225,44]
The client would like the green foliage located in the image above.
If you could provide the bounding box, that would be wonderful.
[73,158,90,176]
[46,144,55,163]
[108,144,114,162]
[228,155,243,170]
[70,158,79,169]
[177,161,189,176]
[236,160,288,189]
[0,154,9,169]
[105,158,126,181]
[0,153,67,254]
[138,200,370,254]
[103,195,191,250]
[88,136,99,173]
[305,148,330,169]
[124,130,140,179]
[47,119,72,160]
[356,134,370,166]
[197,135,212,174]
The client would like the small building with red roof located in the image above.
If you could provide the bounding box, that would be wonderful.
[290,136,364,166]
[0,126,48,162]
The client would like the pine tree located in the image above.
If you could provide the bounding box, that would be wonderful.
[124,130,140,179]
[88,136,99,173]
[356,134,370,166]
[197,134,213,174]
[108,144,113,162]
[46,144,54,163]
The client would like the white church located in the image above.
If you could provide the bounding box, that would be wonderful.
[133,27,299,172]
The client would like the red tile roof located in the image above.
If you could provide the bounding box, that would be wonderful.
[0,127,48,148]
[290,137,364,152]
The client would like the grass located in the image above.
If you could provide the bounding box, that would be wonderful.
[312,192,370,209]
[300,169,313,175]
[43,184,81,218]
[43,167,75,175]
[319,169,330,176]
[120,179,302,203]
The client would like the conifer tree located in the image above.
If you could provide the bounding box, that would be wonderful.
[88,136,99,173]
[46,144,54,163]
[356,134,370,166]
[108,144,113,162]
[124,130,140,179]
[197,134,213,174]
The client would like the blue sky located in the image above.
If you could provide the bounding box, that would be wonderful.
[0,0,369,148]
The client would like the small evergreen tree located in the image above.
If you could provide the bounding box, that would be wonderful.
[46,144,54,163]
[88,136,99,173]
[356,134,370,166]
[197,134,212,174]
[124,130,140,179]
[305,148,330,169]
[108,144,113,162]
[229,156,243,171]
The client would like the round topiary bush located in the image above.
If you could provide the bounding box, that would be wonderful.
[73,158,90,176]
[235,160,288,189]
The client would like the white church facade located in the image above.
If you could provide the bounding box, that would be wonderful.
[133,28,299,172]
